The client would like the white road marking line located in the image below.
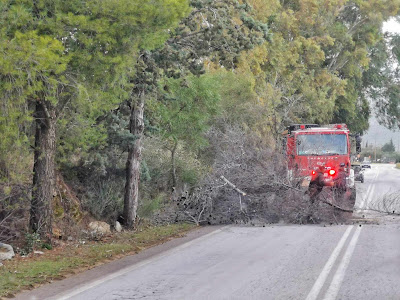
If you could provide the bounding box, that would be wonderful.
[357,168,379,210]
[305,226,354,300]
[374,168,380,180]
[48,226,230,300]
[323,225,363,300]
[358,184,372,210]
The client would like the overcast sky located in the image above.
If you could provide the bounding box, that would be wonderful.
[362,18,400,151]
[383,18,400,32]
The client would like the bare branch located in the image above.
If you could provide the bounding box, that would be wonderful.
[220,175,246,196]
[321,199,354,213]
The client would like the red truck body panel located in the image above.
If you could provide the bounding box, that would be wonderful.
[286,124,351,186]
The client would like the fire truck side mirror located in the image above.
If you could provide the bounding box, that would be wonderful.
[356,135,362,154]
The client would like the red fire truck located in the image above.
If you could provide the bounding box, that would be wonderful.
[284,124,360,202]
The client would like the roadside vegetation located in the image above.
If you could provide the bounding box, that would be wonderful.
[360,139,400,163]
[2,0,400,289]
[0,223,194,298]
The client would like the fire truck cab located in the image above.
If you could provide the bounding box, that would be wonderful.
[284,124,355,190]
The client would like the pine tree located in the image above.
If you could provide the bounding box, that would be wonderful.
[0,0,189,239]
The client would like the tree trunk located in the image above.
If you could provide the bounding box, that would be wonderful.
[171,139,178,188]
[123,92,145,228]
[30,101,56,241]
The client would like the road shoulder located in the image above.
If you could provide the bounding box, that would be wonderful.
[14,225,224,300]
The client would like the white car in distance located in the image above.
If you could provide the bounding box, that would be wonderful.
[361,161,371,168]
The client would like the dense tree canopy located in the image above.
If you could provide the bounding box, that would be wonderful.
[238,0,400,136]
[2,0,400,237]
[0,0,190,235]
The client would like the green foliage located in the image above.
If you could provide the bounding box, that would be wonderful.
[57,0,190,162]
[154,0,270,78]
[139,136,207,199]
[148,74,220,187]
[138,193,164,218]
[327,1,400,133]
[211,70,258,126]
[382,139,396,153]
[0,0,191,170]
[41,243,53,250]
[360,147,380,162]
[83,178,125,222]
[236,0,400,135]
[0,1,191,235]
[141,160,152,182]
[156,74,220,150]
[2,0,400,234]
[392,153,400,163]
[368,34,400,130]
[379,151,400,163]
[0,29,67,181]
[233,1,344,137]
[20,232,41,255]
[180,168,200,185]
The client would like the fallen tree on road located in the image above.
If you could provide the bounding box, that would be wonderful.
[163,126,356,226]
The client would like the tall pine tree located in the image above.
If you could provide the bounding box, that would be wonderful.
[0,0,189,239]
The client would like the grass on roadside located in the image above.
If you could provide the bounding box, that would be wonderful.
[396,163,400,169]
[0,223,195,298]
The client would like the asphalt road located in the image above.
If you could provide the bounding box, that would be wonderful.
[16,164,400,300]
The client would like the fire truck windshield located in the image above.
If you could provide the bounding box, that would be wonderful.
[296,133,347,156]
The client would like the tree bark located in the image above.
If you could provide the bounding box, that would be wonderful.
[123,92,145,228]
[30,101,56,241]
